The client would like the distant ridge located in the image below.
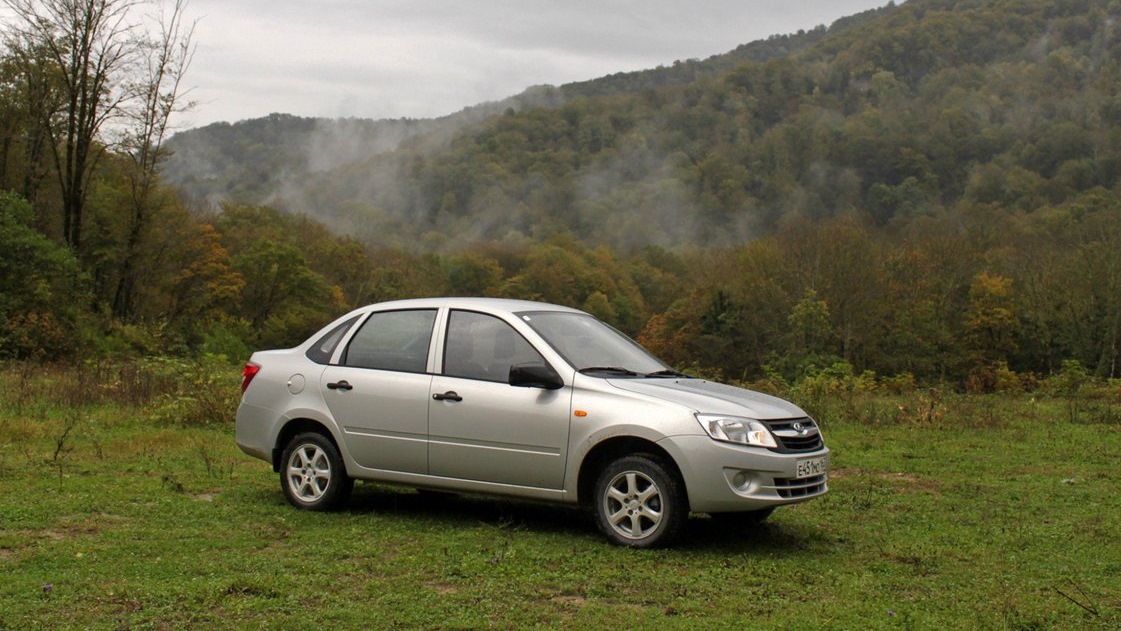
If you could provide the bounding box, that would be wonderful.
[164,4,892,209]
[163,0,1121,252]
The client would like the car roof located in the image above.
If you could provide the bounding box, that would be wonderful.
[361,297,586,316]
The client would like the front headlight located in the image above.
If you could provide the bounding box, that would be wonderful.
[695,414,777,448]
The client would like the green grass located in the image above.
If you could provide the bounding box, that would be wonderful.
[0,366,1118,629]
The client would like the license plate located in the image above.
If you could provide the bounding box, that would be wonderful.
[796,456,828,479]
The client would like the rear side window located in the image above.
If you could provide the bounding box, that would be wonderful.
[305,315,361,364]
[343,309,437,373]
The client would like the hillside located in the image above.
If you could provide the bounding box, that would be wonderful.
[163,4,893,236]
[164,0,1121,251]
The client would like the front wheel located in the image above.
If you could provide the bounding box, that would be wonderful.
[593,455,687,548]
[280,432,353,511]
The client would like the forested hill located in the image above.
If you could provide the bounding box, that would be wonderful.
[163,2,894,239]
[165,0,1121,251]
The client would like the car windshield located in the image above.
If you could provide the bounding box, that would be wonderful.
[517,311,669,377]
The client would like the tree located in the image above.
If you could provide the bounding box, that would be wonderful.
[0,192,86,357]
[963,272,1020,369]
[444,251,503,297]
[786,291,836,361]
[0,47,60,203]
[231,238,345,347]
[2,0,193,254]
[150,215,242,326]
[4,0,130,249]
[111,0,195,318]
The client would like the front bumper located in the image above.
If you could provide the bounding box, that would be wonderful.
[658,434,829,513]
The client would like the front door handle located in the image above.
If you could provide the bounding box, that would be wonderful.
[327,380,353,391]
[432,391,462,402]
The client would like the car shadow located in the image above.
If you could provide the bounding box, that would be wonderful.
[343,482,821,556]
[346,483,602,542]
[679,515,824,555]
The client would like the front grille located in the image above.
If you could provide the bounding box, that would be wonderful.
[773,474,828,499]
[762,418,824,453]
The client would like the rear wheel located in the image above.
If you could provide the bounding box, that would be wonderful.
[280,432,353,511]
[593,454,686,548]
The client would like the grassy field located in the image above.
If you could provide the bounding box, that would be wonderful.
[0,362,1118,630]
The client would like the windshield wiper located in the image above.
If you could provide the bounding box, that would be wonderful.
[578,366,639,376]
[644,369,689,378]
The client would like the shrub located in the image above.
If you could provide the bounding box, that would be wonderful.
[880,372,917,394]
[145,355,242,426]
[0,193,88,359]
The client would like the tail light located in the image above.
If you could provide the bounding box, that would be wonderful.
[241,362,261,393]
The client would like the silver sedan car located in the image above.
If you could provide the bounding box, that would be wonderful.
[236,298,829,547]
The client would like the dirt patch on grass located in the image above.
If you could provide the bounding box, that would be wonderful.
[551,594,587,607]
[427,581,459,595]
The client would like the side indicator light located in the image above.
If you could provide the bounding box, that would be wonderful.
[574,410,588,418]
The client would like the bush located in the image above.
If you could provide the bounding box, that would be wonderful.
[1,357,242,427]
[966,362,1025,394]
[196,319,254,363]
[145,355,242,426]
[785,362,879,426]
[880,372,917,394]
[0,193,88,359]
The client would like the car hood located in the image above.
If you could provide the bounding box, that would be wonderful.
[606,378,806,419]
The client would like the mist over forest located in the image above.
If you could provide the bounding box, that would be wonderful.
[166,0,1119,251]
[162,4,892,249]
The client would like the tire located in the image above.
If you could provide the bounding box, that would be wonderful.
[280,432,353,511]
[710,506,775,526]
[593,454,687,548]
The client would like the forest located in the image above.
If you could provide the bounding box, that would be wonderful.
[2,0,1120,390]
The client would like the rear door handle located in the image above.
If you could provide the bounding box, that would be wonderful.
[432,391,462,402]
[327,380,353,391]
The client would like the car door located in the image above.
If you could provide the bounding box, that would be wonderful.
[321,308,437,474]
[428,310,571,489]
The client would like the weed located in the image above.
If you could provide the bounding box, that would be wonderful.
[195,442,234,479]
[145,356,240,427]
[1081,401,1121,425]
[1052,579,1100,617]
[894,388,945,426]
[51,412,79,463]
[160,473,185,493]
[1041,360,1091,423]
[49,410,82,489]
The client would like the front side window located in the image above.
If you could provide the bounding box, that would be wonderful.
[444,311,547,382]
[343,309,437,372]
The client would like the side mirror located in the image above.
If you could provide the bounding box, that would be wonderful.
[508,362,564,390]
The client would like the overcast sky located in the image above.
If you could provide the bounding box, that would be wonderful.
[180,0,892,129]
